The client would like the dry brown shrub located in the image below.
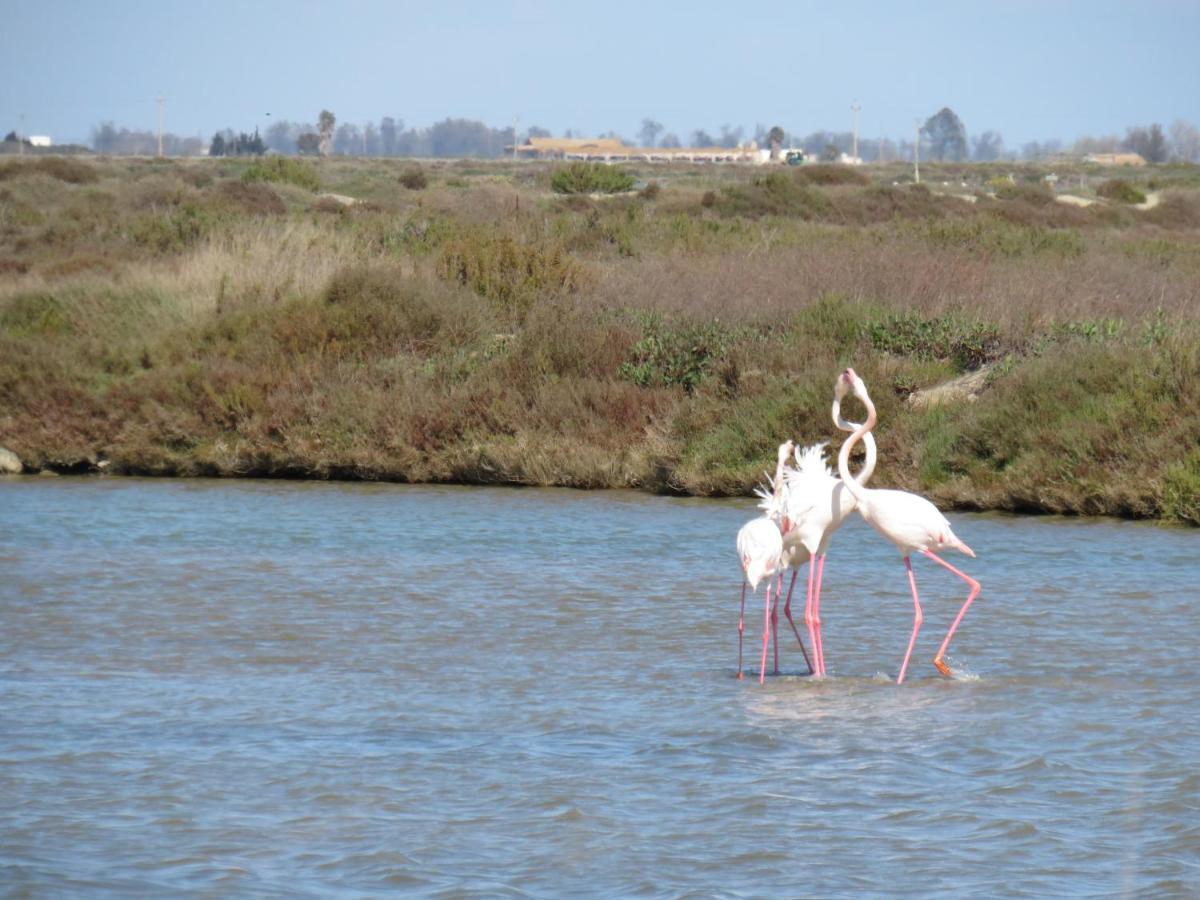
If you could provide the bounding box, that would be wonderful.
[213,180,286,216]
[794,164,870,186]
[312,196,347,215]
[41,255,119,279]
[0,258,30,276]
[1143,192,1200,229]
[0,157,99,185]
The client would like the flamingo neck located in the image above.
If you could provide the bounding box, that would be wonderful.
[837,392,876,505]
[832,399,877,488]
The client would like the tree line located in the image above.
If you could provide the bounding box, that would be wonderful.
[84,108,1200,163]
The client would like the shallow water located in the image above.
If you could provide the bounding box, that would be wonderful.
[1,478,1197,897]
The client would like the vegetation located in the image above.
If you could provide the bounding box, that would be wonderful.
[241,156,320,192]
[1097,179,1147,204]
[1,155,1198,523]
[550,162,636,195]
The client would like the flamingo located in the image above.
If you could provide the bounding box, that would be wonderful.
[835,368,981,684]
[735,515,785,684]
[753,441,818,678]
[736,441,815,682]
[769,399,877,677]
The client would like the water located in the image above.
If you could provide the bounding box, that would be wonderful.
[1,478,1197,897]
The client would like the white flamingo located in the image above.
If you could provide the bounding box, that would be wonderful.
[835,368,981,684]
[736,441,814,682]
[768,394,878,677]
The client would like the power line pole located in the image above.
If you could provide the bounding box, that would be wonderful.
[156,95,165,157]
[512,114,519,161]
[851,101,860,162]
[17,112,24,156]
[914,119,921,184]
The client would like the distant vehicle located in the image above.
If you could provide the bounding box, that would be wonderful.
[785,150,808,166]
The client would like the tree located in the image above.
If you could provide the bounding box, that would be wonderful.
[718,124,743,148]
[1169,119,1200,162]
[317,109,336,156]
[659,133,681,148]
[380,117,399,156]
[638,118,663,148]
[691,129,716,147]
[297,132,321,155]
[821,143,840,162]
[971,130,1004,161]
[923,107,968,161]
[333,122,361,155]
[1124,123,1168,163]
[767,125,785,160]
[209,132,227,157]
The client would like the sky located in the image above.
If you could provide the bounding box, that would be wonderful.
[2,0,1198,149]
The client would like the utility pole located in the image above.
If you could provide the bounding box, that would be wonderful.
[851,101,861,163]
[914,119,921,184]
[17,112,24,155]
[156,95,165,157]
[512,114,519,161]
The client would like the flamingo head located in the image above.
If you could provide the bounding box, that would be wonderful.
[836,368,867,401]
[776,439,796,468]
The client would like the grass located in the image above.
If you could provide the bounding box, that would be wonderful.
[0,155,1198,523]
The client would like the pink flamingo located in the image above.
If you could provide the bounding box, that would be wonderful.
[737,441,814,681]
[771,401,877,677]
[734,515,785,684]
[753,441,817,678]
[835,368,981,684]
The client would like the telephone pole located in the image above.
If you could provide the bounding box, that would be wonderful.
[156,95,165,157]
[512,114,520,161]
[851,101,861,162]
[914,119,922,184]
[17,112,24,156]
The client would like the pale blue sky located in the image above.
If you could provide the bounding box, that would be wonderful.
[2,0,1197,147]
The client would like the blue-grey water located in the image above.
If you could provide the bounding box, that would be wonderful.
[1,478,1197,897]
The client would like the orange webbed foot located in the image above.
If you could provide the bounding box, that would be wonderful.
[933,657,952,678]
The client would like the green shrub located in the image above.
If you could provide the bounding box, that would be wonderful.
[436,233,585,318]
[550,162,635,195]
[127,203,215,254]
[241,156,320,192]
[1163,450,1200,524]
[398,169,428,190]
[1097,179,1146,205]
[619,314,744,392]
[713,172,831,219]
[867,311,1001,371]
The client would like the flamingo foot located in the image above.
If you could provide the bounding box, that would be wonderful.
[933,657,952,677]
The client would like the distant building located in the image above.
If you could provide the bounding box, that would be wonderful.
[28,136,52,148]
[508,136,772,164]
[1083,152,1146,166]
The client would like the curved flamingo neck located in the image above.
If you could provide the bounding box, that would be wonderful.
[837,390,876,505]
[832,399,877,487]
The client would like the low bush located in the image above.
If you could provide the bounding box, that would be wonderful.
[399,169,428,190]
[793,164,870,186]
[0,157,99,185]
[550,162,635,195]
[212,180,285,216]
[1097,179,1146,204]
[867,311,1002,371]
[241,156,320,192]
[713,172,831,219]
[436,233,586,319]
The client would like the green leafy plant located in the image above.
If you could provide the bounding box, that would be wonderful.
[241,157,320,192]
[550,162,635,195]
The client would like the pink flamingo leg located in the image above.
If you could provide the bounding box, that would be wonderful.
[737,582,747,680]
[781,571,815,675]
[813,554,827,676]
[921,550,981,677]
[759,580,774,684]
[897,556,923,685]
[803,558,819,675]
[771,574,781,675]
